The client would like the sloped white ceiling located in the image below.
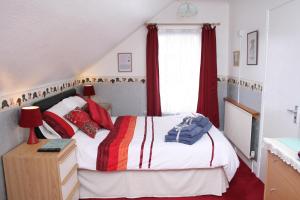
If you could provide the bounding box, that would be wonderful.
[0,0,174,95]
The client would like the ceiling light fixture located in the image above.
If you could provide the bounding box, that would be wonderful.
[177,1,198,18]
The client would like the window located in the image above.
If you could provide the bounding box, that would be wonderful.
[158,27,201,114]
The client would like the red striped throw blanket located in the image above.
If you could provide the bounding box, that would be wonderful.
[96,116,137,171]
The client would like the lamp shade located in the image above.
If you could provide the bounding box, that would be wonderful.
[83,85,95,96]
[19,106,43,128]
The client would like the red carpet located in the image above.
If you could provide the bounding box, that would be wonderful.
[81,159,264,200]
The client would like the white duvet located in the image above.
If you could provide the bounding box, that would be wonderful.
[73,113,239,181]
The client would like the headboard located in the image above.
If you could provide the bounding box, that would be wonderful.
[33,88,77,139]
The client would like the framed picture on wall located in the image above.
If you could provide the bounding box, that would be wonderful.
[247,31,258,65]
[118,53,132,72]
[233,51,240,67]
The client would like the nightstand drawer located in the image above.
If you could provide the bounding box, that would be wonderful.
[62,169,78,200]
[59,149,77,182]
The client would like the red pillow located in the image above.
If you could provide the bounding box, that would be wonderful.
[64,107,100,138]
[43,111,75,138]
[86,99,114,130]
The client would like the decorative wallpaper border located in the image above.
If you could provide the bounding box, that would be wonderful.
[0,75,262,112]
[0,76,146,112]
[217,75,227,82]
[78,76,146,84]
[227,76,263,92]
[217,75,263,92]
[0,78,83,112]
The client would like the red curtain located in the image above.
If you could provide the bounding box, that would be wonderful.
[146,24,162,116]
[197,24,219,128]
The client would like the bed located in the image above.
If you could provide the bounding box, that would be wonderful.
[34,89,239,199]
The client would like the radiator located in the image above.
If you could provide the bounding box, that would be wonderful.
[224,99,258,159]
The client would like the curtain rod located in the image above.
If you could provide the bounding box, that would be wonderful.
[144,22,221,26]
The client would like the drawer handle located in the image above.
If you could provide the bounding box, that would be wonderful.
[270,188,277,192]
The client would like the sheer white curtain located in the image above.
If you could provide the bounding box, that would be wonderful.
[158,27,201,114]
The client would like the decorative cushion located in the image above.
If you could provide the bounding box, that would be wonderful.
[81,103,88,112]
[64,107,100,138]
[43,111,75,138]
[86,99,114,130]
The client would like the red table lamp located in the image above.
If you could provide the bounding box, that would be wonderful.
[83,85,95,99]
[19,106,43,144]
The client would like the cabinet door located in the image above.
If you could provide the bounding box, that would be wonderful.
[265,153,300,200]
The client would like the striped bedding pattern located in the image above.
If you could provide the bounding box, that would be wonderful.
[97,116,137,171]
[96,116,157,171]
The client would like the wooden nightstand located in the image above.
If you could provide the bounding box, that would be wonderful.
[3,139,79,200]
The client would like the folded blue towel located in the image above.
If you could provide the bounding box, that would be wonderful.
[165,132,203,141]
[165,115,213,145]
[166,124,212,139]
[168,122,212,137]
[169,126,204,138]
[201,122,213,133]
[165,131,206,145]
[165,124,211,140]
[165,134,177,142]
[197,117,210,127]
[168,123,197,134]
[168,124,199,137]
[191,116,211,127]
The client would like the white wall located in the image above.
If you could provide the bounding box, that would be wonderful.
[82,0,230,77]
[0,0,173,96]
[228,0,289,82]
[228,0,292,182]
[228,0,268,82]
[81,27,147,77]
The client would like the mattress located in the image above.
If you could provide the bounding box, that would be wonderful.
[78,167,229,198]
[73,113,239,181]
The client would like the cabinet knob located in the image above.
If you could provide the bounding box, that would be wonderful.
[270,188,277,192]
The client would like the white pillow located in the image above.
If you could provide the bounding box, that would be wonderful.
[39,121,62,139]
[63,96,87,110]
[47,100,73,116]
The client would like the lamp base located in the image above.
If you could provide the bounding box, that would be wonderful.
[27,127,39,144]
